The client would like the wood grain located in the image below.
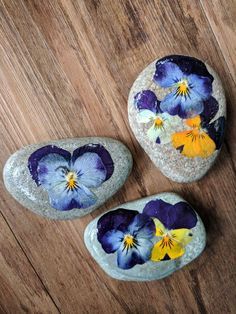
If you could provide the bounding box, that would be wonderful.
[0,0,235,313]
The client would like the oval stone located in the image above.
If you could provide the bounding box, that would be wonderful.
[3,137,132,219]
[84,193,206,281]
[128,55,226,183]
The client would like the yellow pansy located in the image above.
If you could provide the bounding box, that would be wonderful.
[172,115,216,158]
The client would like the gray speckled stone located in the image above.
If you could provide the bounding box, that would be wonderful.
[128,56,226,183]
[84,193,206,281]
[3,137,132,220]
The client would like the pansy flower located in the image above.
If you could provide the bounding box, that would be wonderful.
[134,90,180,144]
[28,144,114,211]
[153,55,214,118]
[172,97,225,158]
[97,209,155,269]
[143,199,197,261]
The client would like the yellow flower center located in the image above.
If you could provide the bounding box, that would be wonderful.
[176,79,189,97]
[154,117,163,128]
[159,233,174,249]
[123,234,137,250]
[66,171,77,190]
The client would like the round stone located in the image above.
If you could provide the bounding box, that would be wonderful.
[3,137,132,220]
[84,193,206,281]
[128,55,226,183]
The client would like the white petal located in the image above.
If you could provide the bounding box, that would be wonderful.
[147,124,161,141]
[137,110,156,123]
[159,131,171,144]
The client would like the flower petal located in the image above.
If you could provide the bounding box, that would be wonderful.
[155,55,214,80]
[117,238,153,269]
[170,228,194,246]
[134,90,161,113]
[153,218,166,237]
[143,200,197,230]
[97,209,138,242]
[28,145,71,185]
[160,90,204,118]
[201,97,219,124]
[99,230,124,253]
[37,153,70,189]
[206,116,225,150]
[172,130,216,158]
[127,213,155,239]
[137,110,156,123]
[47,184,97,211]
[147,124,162,141]
[188,74,212,100]
[72,144,114,180]
[154,61,183,87]
[73,152,107,188]
[151,239,185,261]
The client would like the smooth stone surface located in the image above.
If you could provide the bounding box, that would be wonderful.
[84,193,206,281]
[128,55,226,183]
[3,137,132,220]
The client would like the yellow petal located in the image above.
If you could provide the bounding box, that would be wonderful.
[170,229,194,246]
[185,115,201,128]
[166,241,185,260]
[172,130,216,158]
[153,218,166,237]
[151,240,168,261]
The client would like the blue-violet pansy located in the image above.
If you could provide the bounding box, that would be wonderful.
[28,144,114,211]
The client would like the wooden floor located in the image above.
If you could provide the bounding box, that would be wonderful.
[0,0,235,313]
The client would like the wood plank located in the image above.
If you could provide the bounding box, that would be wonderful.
[200,0,236,83]
[0,212,58,313]
[0,0,235,312]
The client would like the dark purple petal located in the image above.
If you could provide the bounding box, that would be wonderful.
[201,96,219,124]
[97,208,138,242]
[155,55,214,81]
[134,90,161,113]
[167,202,198,230]
[143,199,173,226]
[206,116,226,150]
[28,145,71,185]
[143,199,197,230]
[72,144,114,181]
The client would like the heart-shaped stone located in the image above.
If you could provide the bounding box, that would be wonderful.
[128,55,226,182]
[3,137,132,219]
[84,193,206,281]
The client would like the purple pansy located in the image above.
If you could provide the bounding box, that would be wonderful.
[97,209,155,269]
[153,55,214,118]
[28,144,114,211]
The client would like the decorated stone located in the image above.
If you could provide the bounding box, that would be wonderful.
[84,193,206,281]
[128,55,226,182]
[3,138,132,219]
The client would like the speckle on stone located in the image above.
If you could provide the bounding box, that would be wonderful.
[3,137,132,220]
[84,193,206,281]
[128,55,226,183]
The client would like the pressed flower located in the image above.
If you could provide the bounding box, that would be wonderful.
[172,97,225,158]
[28,144,114,211]
[153,55,214,118]
[143,199,197,261]
[97,209,155,269]
[134,90,180,144]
